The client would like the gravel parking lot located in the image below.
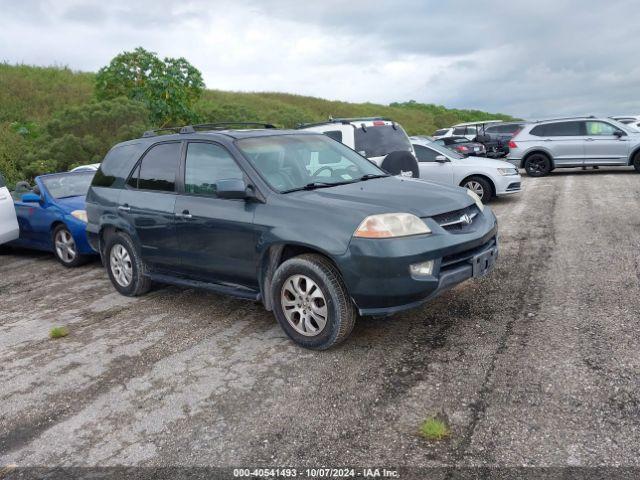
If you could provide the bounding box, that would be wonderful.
[1,168,639,472]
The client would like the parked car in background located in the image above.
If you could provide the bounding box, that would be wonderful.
[482,122,525,143]
[8,172,96,266]
[506,116,640,176]
[434,136,486,157]
[298,117,418,176]
[432,127,454,139]
[70,163,100,172]
[0,173,19,245]
[87,124,499,349]
[411,137,521,202]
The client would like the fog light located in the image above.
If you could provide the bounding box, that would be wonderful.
[410,260,435,277]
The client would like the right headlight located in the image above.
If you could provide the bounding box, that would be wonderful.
[497,167,518,176]
[354,213,431,238]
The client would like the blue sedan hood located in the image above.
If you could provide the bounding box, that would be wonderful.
[54,195,86,213]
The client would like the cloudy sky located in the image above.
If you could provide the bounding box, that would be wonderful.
[2,0,639,118]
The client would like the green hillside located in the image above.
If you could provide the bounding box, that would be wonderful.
[0,63,515,186]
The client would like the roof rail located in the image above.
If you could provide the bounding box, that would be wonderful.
[142,122,277,138]
[142,127,182,138]
[296,116,393,129]
[532,115,597,123]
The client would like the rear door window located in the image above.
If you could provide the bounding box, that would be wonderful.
[129,142,180,192]
[354,125,412,157]
[434,129,449,136]
[541,121,584,137]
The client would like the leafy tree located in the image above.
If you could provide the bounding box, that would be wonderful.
[22,97,149,178]
[95,47,205,127]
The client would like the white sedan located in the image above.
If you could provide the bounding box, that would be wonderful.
[410,137,521,202]
[0,173,19,245]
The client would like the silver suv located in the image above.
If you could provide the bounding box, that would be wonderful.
[506,116,640,176]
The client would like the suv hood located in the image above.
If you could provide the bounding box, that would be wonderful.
[287,176,473,219]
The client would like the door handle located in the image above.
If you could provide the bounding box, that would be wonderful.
[118,205,131,212]
[543,138,552,142]
[585,138,594,141]
[175,210,192,219]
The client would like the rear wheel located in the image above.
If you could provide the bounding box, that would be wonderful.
[53,225,87,267]
[104,232,151,296]
[525,153,552,177]
[271,254,356,350]
[462,176,493,202]
[633,152,640,173]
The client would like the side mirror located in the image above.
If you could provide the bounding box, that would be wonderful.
[216,178,249,200]
[614,130,625,137]
[434,155,449,163]
[21,192,41,203]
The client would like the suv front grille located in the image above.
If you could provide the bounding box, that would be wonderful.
[431,205,480,234]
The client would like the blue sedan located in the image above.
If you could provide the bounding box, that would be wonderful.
[9,171,97,267]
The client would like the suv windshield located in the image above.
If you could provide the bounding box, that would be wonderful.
[354,125,412,158]
[42,172,94,199]
[236,134,385,193]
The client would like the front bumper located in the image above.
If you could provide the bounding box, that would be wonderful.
[338,208,499,316]
[494,174,522,196]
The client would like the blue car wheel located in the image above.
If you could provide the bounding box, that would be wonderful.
[53,224,88,268]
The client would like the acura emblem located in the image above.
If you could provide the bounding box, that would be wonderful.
[460,214,472,225]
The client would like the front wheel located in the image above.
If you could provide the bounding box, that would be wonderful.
[462,176,493,202]
[525,154,552,177]
[271,254,356,349]
[53,225,88,267]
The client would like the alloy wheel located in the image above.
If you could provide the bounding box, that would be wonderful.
[281,274,328,336]
[55,229,77,263]
[465,180,485,200]
[110,244,133,287]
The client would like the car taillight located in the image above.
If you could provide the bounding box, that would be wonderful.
[372,121,385,126]
[456,146,469,152]
[508,140,518,149]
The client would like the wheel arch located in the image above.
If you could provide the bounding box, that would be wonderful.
[629,146,640,166]
[523,149,555,169]
[258,242,342,311]
[459,174,496,198]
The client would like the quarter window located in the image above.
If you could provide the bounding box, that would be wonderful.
[414,144,438,162]
[184,143,244,196]
[323,130,343,142]
[128,142,180,192]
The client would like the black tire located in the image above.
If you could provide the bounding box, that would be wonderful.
[633,151,640,173]
[462,176,493,202]
[103,231,151,296]
[52,224,88,268]
[524,153,552,177]
[271,253,356,350]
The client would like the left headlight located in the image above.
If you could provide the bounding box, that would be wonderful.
[466,189,485,212]
[71,210,88,223]
[497,167,518,176]
[354,213,431,238]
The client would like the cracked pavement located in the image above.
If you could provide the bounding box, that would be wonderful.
[1,167,639,469]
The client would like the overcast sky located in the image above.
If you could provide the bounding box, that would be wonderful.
[2,0,639,119]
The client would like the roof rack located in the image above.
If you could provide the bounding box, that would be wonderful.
[296,116,393,129]
[532,115,597,123]
[142,127,183,138]
[142,122,277,138]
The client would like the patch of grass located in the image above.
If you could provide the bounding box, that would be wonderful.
[49,326,69,339]
[420,416,450,441]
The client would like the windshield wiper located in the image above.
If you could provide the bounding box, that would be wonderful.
[358,173,389,181]
[282,180,355,193]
